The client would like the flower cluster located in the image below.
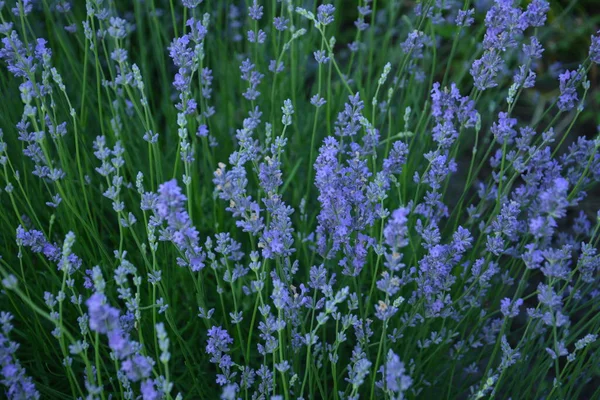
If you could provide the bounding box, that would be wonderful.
[0,1,599,399]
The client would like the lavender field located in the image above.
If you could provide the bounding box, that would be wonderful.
[0,0,600,398]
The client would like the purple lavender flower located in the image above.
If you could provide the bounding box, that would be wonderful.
[141,379,159,400]
[546,342,568,360]
[437,83,478,125]
[491,201,521,242]
[201,67,213,99]
[240,58,264,101]
[334,93,365,137]
[590,31,600,64]
[384,207,410,249]
[270,276,291,310]
[86,290,160,384]
[524,0,549,27]
[268,59,284,74]
[401,30,427,59]
[523,36,544,59]
[182,0,202,8]
[491,112,517,144]
[86,293,121,334]
[354,2,371,31]
[313,50,330,64]
[0,312,40,399]
[169,36,193,70]
[0,22,13,35]
[11,0,32,16]
[578,243,600,283]
[260,197,295,259]
[455,9,475,27]
[310,94,326,107]
[470,51,503,91]
[379,350,412,396]
[316,4,335,26]
[213,108,266,236]
[248,0,263,20]
[273,17,289,32]
[16,226,82,273]
[247,29,266,44]
[557,69,581,111]
[528,177,570,239]
[537,283,562,309]
[346,345,371,388]
[383,141,409,175]
[377,271,402,297]
[500,297,523,317]
[152,180,206,271]
[121,354,154,382]
[561,136,600,187]
[0,31,35,79]
[228,5,243,42]
[482,0,528,51]
[470,0,542,91]
[415,230,468,315]
[513,65,536,88]
[206,326,235,385]
[500,335,520,369]
[540,245,572,280]
[315,137,352,252]
[340,233,374,277]
[418,151,457,192]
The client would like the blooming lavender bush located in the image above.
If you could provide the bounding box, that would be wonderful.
[0,0,600,398]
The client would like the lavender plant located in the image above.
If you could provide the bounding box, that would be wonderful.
[0,0,599,399]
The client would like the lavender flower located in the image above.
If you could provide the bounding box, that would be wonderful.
[384,207,410,249]
[86,293,121,334]
[248,0,263,20]
[152,180,206,271]
[2,2,600,399]
[11,0,32,16]
[379,350,412,397]
[522,37,543,60]
[122,354,154,381]
[141,379,160,400]
[86,290,157,383]
[401,30,428,59]
[500,336,520,369]
[482,0,528,51]
[557,69,582,111]
[182,0,202,8]
[240,58,264,101]
[273,17,289,32]
[590,31,600,64]
[0,312,40,399]
[491,112,517,144]
[316,4,335,26]
[206,326,234,385]
[470,51,503,90]
[500,297,523,318]
[456,9,475,27]
[346,345,371,388]
[524,0,549,27]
